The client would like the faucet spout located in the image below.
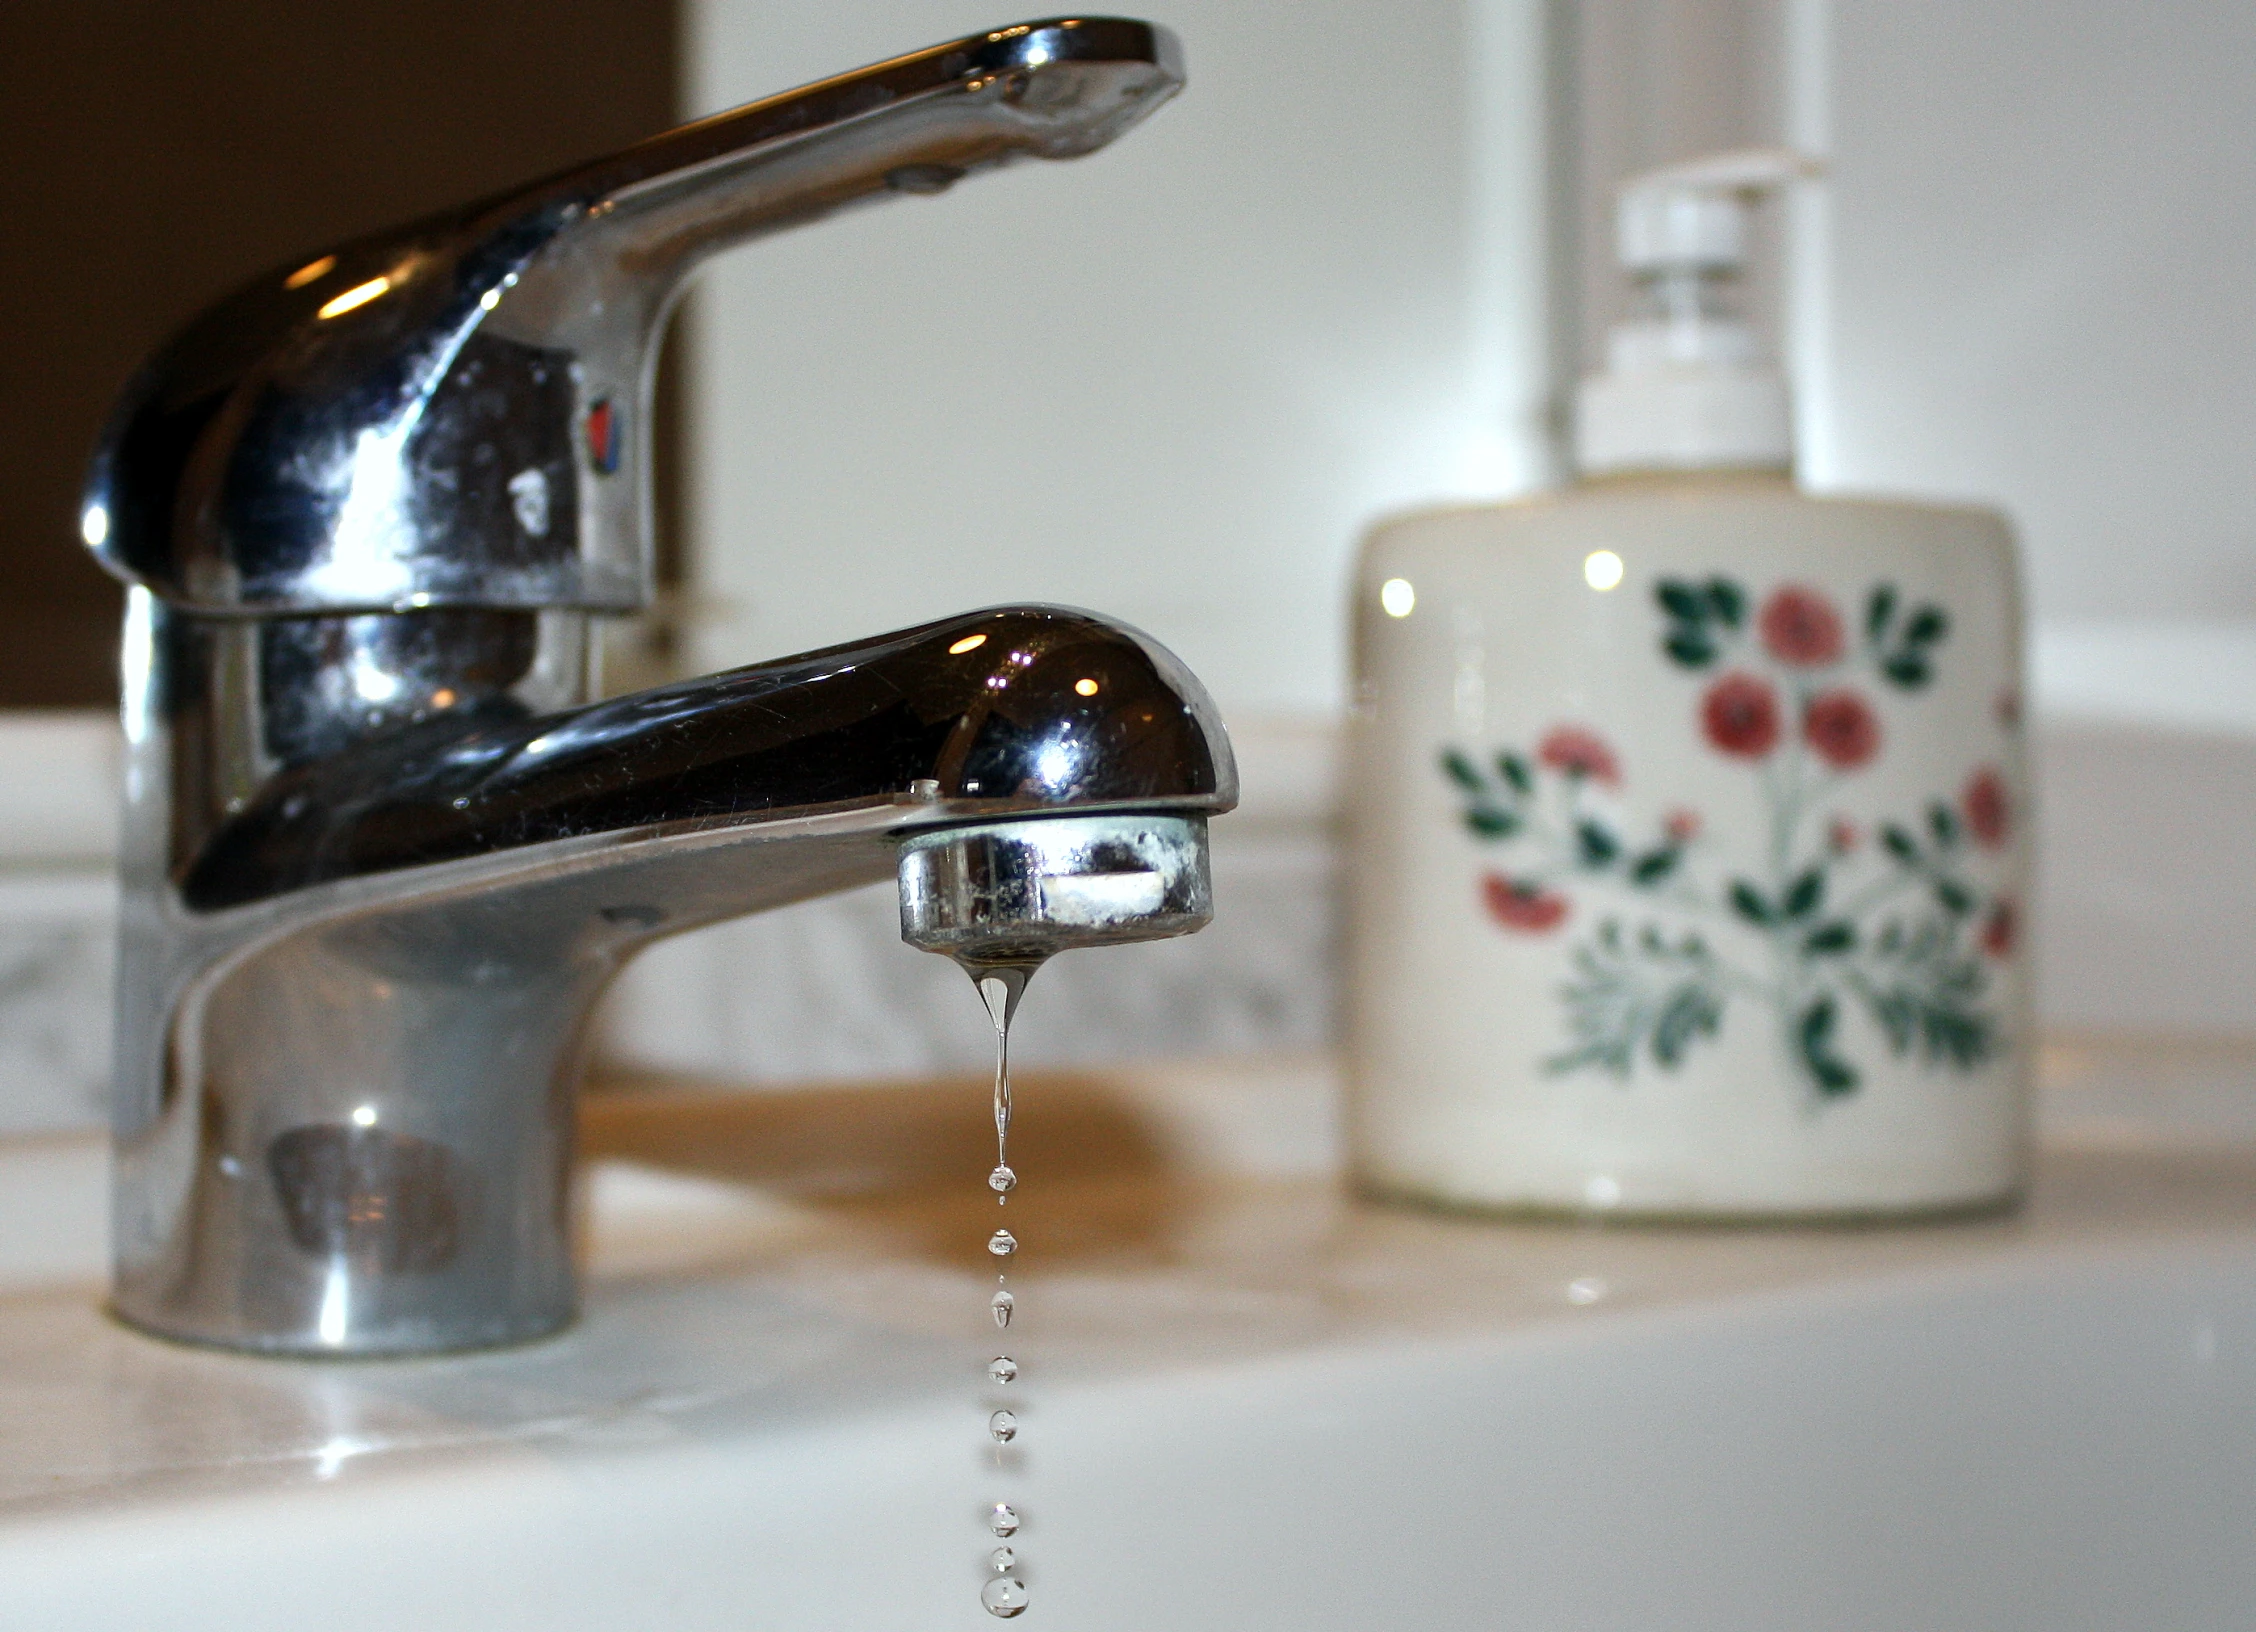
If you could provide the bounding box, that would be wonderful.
[83,20,1214,1358]
[178,606,1228,915]
[109,604,1230,1354]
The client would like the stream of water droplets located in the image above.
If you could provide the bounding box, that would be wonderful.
[973,967,1033,1618]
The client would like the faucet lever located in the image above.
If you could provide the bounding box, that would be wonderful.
[82,18,1183,618]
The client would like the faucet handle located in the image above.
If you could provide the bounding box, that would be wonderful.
[82,18,1183,617]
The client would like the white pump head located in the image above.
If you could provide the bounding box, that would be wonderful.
[1575,147,1822,476]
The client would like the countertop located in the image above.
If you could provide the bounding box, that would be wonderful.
[2,1043,2253,1523]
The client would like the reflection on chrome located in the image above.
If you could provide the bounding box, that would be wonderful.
[316,1261,352,1349]
[312,1431,376,1480]
[81,19,1227,1359]
[1035,739,1075,788]
[316,275,392,320]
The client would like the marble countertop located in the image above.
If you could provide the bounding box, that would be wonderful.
[2,1045,2253,1525]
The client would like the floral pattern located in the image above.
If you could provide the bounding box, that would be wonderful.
[1441,576,2016,1100]
[1701,672,1781,758]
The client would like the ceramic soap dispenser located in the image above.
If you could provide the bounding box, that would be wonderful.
[1345,150,2030,1219]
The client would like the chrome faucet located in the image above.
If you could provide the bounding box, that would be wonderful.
[79,18,1231,1356]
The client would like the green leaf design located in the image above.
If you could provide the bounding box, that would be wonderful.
[1850,917,1996,1070]
[1882,653,1932,689]
[1547,921,1726,1077]
[1804,921,1857,955]
[1704,577,1745,627]
[1630,848,1681,886]
[1497,752,1533,795]
[1928,801,1960,848]
[1797,996,1860,1095]
[1921,1008,1991,1068]
[1653,984,1724,1067]
[1881,823,1920,862]
[1576,821,1620,867]
[1729,880,1773,925]
[1904,605,1949,645]
[1866,583,1898,642]
[1656,579,1706,621]
[1933,877,1975,916]
[1783,868,1826,920]
[1655,576,1736,667]
[1465,807,1519,839]
[1441,749,1484,791]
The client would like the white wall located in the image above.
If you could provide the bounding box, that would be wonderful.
[680,0,1556,717]
[1793,0,2256,635]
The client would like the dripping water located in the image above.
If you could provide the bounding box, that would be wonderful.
[965,959,1041,1617]
[982,1577,1031,1618]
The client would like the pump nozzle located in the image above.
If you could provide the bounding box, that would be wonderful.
[1616,147,1825,272]
[1576,147,1823,477]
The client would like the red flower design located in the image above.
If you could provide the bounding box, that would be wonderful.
[1827,816,1859,854]
[1482,873,1568,933]
[1664,807,1702,843]
[1701,672,1781,758]
[1758,584,1846,666]
[1803,689,1881,770]
[1981,897,2017,959]
[1963,767,2010,849]
[1537,726,1621,787]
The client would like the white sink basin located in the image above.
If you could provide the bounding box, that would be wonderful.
[1,1056,2251,1629]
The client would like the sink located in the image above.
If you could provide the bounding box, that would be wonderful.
[1,1053,2251,1629]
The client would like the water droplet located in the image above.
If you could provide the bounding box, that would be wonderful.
[982,1576,1030,1617]
[989,1502,1020,1537]
[1566,1276,1607,1306]
[988,1228,1017,1257]
[988,1409,1018,1443]
[990,1288,1014,1328]
[989,1355,1018,1384]
[989,1546,1016,1573]
[989,1165,1016,1193]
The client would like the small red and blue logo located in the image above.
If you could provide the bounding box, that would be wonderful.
[584,397,622,475]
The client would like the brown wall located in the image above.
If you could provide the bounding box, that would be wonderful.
[0,1,679,707]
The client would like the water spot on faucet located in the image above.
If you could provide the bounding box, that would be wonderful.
[507,467,550,537]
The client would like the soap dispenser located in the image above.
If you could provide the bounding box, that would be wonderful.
[1345,150,2030,1219]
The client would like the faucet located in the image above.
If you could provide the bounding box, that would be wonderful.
[78,18,1231,1357]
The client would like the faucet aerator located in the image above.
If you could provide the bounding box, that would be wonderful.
[898,813,1213,969]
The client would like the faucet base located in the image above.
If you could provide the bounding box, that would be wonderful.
[109,906,599,1359]
[107,1302,577,1360]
